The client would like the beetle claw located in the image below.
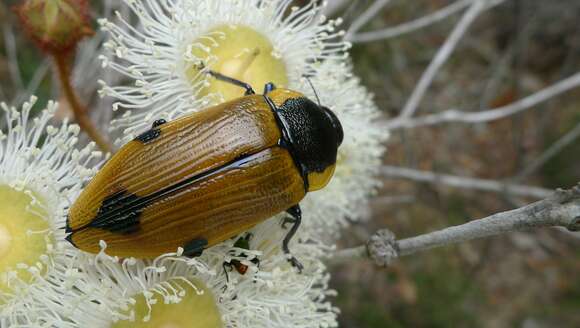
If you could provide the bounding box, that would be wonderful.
[287,256,304,273]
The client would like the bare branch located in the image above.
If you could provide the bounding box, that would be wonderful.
[397,0,495,120]
[348,0,473,43]
[515,121,580,180]
[333,185,580,265]
[345,0,392,39]
[380,165,552,198]
[384,71,580,130]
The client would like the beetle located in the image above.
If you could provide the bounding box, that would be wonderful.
[223,233,260,283]
[65,69,343,270]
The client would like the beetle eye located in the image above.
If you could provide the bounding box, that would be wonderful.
[322,107,343,146]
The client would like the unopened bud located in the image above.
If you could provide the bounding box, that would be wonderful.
[15,0,93,54]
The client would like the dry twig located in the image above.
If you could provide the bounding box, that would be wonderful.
[333,185,580,266]
[515,121,580,180]
[384,71,580,130]
[396,0,494,120]
[345,0,392,39]
[380,165,552,198]
[348,0,473,43]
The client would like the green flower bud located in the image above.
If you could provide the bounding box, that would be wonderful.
[15,0,93,54]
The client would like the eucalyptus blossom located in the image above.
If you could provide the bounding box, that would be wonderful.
[0,97,101,326]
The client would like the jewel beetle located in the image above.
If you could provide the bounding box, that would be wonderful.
[65,70,343,270]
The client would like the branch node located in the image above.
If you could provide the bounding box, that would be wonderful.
[366,229,398,267]
[553,184,580,204]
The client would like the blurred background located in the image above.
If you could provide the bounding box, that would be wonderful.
[1,0,579,327]
[328,1,580,327]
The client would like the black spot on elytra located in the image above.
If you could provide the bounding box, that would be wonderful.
[152,119,167,128]
[88,190,143,234]
[183,238,208,257]
[134,128,161,143]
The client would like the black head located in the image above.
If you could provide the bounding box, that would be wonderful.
[274,97,344,191]
[321,106,343,146]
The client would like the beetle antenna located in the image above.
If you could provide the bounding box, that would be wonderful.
[304,76,321,107]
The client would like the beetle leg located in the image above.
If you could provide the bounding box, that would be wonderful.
[182,238,208,257]
[281,216,295,229]
[282,205,304,273]
[223,262,230,284]
[204,69,255,95]
[282,205,300,229]
[263,82,276,94]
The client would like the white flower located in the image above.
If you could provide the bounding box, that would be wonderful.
[0,97,102,326]
[0,97,338,328]
[67,219,338,328]
[99,0,387,238]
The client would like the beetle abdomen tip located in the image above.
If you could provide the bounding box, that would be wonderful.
[65,233,77,247]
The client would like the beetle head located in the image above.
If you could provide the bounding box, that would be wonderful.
[270,91,344,192]
[321,106,343,147]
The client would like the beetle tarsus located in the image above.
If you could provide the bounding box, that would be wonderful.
[183,238,208,257]
[288,256,304,273]
[282,204,303,273]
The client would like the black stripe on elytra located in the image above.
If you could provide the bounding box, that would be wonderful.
[263,95,309,192]
[80,152,264,234]
[87,190,142,234]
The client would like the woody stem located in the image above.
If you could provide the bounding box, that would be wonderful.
[54,54,112,153]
